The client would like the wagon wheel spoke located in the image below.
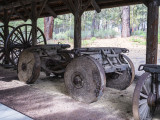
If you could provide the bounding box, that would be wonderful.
[0,32,4,41]
[6,24,46,67]
[12,31,24,44]
[133,73,156,120]
[0,26,14,64]
[0,53,5,60]
[28,29,32,43]
[1,27,4,33]
[25,25,27,41]
[37,34,42,40]
[17,28,26,43]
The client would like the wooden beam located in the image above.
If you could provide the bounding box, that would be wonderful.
[38,0,48,18]
[14,8,27,22]
[91,0,101,13]
[63,0,75,15]
[0,0,44,11]
[146,0,159,64]
[19,1,31,19]
[81,0,91,14]
[7,8,15,21]
[158,0,160,5]
[31,1,37,46]
[45,4,57,18]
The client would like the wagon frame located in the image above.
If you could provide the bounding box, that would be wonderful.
[0,0,160,120]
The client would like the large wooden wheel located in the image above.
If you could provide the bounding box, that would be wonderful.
[0,25,14,65]
[5,24,46,67]
[18,49,41,84]
[64,56,106,103]
[106,54,135,90]
[133,73,156,120]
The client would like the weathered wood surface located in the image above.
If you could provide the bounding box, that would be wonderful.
[18,49,41,84]
[146,0,159,64]
[0,0,148,21]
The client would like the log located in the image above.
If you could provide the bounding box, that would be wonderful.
[146,0,159,64]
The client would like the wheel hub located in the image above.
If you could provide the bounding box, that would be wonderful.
[73,75,84,89]
[22,63,27,71]
[148,93,156,107]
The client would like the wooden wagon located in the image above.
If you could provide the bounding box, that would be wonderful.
[0,0,159,120]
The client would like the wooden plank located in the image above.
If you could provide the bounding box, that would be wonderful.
[38,0,48,17]
[146,0,159,64]
[91,0,101,13]
[63,0,75,15]
[81,0,91,15]
[14,8,27,22]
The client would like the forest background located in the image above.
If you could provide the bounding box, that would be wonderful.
[2,4,160,46]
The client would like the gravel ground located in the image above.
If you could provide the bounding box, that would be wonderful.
[0,37,160,120]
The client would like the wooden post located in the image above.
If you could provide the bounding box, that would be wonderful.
[64,0,100,49]
[74,0,82,49]
[3,9,9,45]
[31,1,37,46]
[3,9,9,64]
[146,0,159,64]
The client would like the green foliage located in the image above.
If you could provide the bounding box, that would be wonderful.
[82,31,91,39]
[158,34,160,44]
[91,37,96,41]
[130,37,146,45]
[69,37,73,43]
[53,32,68,40]
[94,29,118,39]
[8,18,44,32]
[132,30,146,37]
[82,37,96,47]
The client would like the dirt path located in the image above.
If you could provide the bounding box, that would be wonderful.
[0,67,134,120]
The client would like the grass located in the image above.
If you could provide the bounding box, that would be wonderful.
[82,37,96,47]
[130,37,146,45]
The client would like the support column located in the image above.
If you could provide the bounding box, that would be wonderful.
[3,9,9,64]
[31,1,37,46]
[64,0,101,49]
[146,0,159,64]
[3,9,9,46]
[74,0,82,49]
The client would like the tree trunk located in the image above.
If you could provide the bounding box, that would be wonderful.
[91,12,96,37]
[121,6,130,37]
[44,17,54,40]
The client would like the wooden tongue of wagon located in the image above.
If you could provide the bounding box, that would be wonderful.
[17,45,135,103]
